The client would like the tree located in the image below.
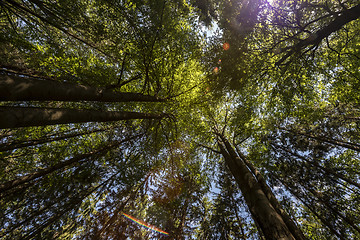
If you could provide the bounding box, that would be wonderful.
[0,106,167,129]
[1,0,360,239]
[200,160,250,240]
[0,74,166,102]
[215,129,303,240]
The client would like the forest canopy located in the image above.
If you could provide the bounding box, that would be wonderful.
[0,0,360,239]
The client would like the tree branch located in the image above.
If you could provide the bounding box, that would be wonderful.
[276,3,360,65]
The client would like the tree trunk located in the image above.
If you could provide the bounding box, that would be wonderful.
[216,134,296,240]
[234,145,306,240]
[0,106,166,129]
[0,74,165,102]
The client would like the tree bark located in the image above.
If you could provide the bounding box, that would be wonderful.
[234,145,306,240]
[216,134,296,240]
[0,74,165,102]
[0,106,166,129]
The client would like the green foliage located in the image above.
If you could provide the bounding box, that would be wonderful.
[1,0,360,239]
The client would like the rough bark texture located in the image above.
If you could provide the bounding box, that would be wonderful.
[217,138,296,240]
[0,106,165,129]
[234,145,306,240]
[0,74,165,102]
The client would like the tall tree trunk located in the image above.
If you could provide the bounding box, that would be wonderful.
[0,106,166,129]
[0,74,165,102]
[215,133,297,240]
[234,145,306,240]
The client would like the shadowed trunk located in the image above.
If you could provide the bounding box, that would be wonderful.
[0,74,165,102]
[215,132,297,240]
[234,145,306,240]
[0,106,166,129]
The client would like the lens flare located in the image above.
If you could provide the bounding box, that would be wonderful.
[223,42,230,50]
[122,213,169,236]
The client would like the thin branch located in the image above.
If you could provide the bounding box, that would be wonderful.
[195,142,221,154]
[117,52,128,85]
